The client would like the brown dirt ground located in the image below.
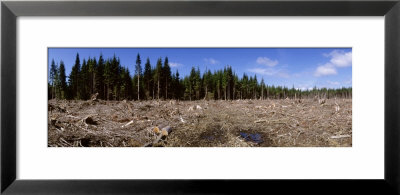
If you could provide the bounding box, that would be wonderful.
[48,99,352,147]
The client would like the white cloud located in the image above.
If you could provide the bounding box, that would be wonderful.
[169,62,182,67]
[314,63,337,77]
[325,50,352,67]
[314,50,352,77]
[256,57,278,67]
[204,58,219,65]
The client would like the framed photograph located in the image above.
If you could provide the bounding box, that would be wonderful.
[2,0,399,194]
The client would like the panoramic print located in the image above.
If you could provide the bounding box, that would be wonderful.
[48,48,352,147]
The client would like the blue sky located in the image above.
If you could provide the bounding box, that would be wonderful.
[48,48,352,90]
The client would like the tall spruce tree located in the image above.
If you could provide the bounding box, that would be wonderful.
[68,53,81,99]
[154,58,163,100]
[163,57,171,99]
[174,70,181,99]
[59,61,67,99]
[88,57,97,94]
[110,55,119,100]
[143,58,152,100]
[96,54,105,99]
[189,67,197,101]
[195,67,201,100]
[260,78,265,100]
[104,60,111,100]
[135,53,142,100]
[80,59,90,100]
[203,68,211,100]
[121,67,133,100]
[49,59,58,99]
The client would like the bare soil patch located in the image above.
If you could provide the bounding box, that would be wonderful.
[48,99,352,147]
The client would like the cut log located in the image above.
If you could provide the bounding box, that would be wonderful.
[161,126,172,136]
[153,126,161,134]
[144,126,173,147]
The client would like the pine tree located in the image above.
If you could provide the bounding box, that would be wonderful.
[195,67,201,100]
[226,66,233,100]
[216,70,223,100]
[68,53,81,99]
[143,58,152,100]
[174,70,181,99]
[242,73,248,99]
[183,76,191,100]
[110,55,120,100]
[59,61,67,99]
[135,53,142,100]
[163,57,171,99]
[88,57,97,94]
[104,60,111,100]
[253,75,258,99]
[233,73,238,100]
[189,67,197,100]
[121,67,133,100]
[154,58,163,100]
[96,54,105,99]
[222,67,228,100]
[49,59,58,99]
[260,78,265,100]
[203,68,211,100]
[80,59,90,100]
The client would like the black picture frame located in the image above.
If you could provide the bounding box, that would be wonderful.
[1,0,399,194]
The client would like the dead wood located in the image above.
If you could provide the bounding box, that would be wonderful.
[330,135,351,139]
[91,93,99,101]
[161,126,172,136]
[48,99,352,147]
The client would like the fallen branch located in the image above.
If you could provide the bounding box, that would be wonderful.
[330,135,351,139]
[59,137,72,146]
[121,120,134,128]
[254,119,268,123]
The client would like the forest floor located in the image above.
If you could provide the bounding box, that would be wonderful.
[48,98,352,147]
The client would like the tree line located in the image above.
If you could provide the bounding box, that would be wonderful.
[48,53,352,101]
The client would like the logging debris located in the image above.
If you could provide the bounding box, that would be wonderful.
[48,99,352,147]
